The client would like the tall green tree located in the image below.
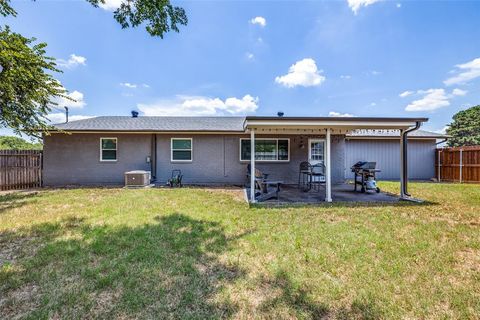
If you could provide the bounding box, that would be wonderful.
[0,135,42,150]
[0,26,67,137]
[446,105,480,147]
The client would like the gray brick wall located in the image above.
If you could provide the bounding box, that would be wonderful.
[43,133,346,186]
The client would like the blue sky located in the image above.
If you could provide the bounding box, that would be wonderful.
[3,0,480,135]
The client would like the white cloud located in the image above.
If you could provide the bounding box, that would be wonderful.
[452,88,467,96]
[120,82,137,89]
[368,70,382,76]
[433,126,449,134]
[405,89,450,112]
[138,94,259,116]
[444,57,480,86]
[98,0,124,10]
[47,113,93,124]
[120,82,150,89]
[370,102,377,106]
[250,16,266,27]
[399,90,414,98]
[340,75,352,79]
[246,52,254,60]
[275,58,326,88]
[347,0,382,14]
[328,111,354,117]
[396,3,401,8]
[57,54,86,69]
[53,90,86,109]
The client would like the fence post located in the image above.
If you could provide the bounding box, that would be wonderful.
[459,149,463,183]
[437,149,441,182]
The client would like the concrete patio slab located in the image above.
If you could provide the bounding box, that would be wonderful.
[249,183,399,204]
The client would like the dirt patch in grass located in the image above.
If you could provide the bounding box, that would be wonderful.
[203,187,247,203]
[0,234,40,268]
[455,248,480,273]
[0,284,40,319]
[89,287,123,317]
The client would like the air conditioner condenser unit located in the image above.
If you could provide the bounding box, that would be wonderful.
[124,170,151,188]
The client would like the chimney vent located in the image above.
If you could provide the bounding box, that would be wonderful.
[277,111,284,117]
[131,110,139,118]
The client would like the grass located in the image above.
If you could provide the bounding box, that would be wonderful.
[0,182,479,319]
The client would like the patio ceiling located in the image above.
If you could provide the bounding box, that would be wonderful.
[244,116,429,134]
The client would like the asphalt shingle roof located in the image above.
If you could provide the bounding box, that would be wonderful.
[52,116,448,138]
[53,116,246,132]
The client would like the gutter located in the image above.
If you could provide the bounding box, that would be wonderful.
[436,138,448,145]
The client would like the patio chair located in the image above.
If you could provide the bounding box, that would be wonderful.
[167,169,183,188]
[309,163,326,192]
[247,164,282,201]
[298,161,312,190]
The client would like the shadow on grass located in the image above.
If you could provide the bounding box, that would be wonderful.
[0,214,247,318]
[258,270,383,319]
[0,191,39,214]
[259,270,330,318]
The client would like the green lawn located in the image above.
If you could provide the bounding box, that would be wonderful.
[0,182,479,319]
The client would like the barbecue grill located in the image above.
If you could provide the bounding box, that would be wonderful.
[351,161,381,193]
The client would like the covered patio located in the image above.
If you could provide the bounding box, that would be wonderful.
[245,116,428,204]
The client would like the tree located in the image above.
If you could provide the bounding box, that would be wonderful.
[1,0,187,38]
[0,26,67,137]
[0,0,187,137]
[446,105,480,147]
[0,135,43,150]
[0,0,17,17]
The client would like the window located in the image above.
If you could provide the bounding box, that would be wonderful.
[171,138,192,161]
[240,139,289,161]
[100,138,117,161]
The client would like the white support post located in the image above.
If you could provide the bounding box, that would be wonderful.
[250,129,256,203]
[459,149,463,183]
[400,129,406,198]
[325,128,332,202]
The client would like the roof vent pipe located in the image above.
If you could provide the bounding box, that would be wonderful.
[131,110,139,118]
[64,106,69,123]
[277,111,284,117]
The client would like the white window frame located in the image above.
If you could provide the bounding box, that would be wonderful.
[308,138,326,164]
[171,138,193,162]
[239,138,290,162]
[100,137,117,162]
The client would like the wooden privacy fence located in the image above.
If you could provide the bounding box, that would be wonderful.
[0,150,43,190]
[436,146,480,183]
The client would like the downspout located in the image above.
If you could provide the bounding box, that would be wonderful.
[151,134,157,182]
[401,121,422,197]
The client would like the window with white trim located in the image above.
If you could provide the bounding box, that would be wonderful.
[171,138,192,161]
[100,138,117,161]
[240,138,289,161]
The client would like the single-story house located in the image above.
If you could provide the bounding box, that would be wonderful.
[43,114,447,202]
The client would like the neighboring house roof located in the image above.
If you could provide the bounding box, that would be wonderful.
[51,116,444,138]
[347,129,448,139]
[52,116,246,132]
